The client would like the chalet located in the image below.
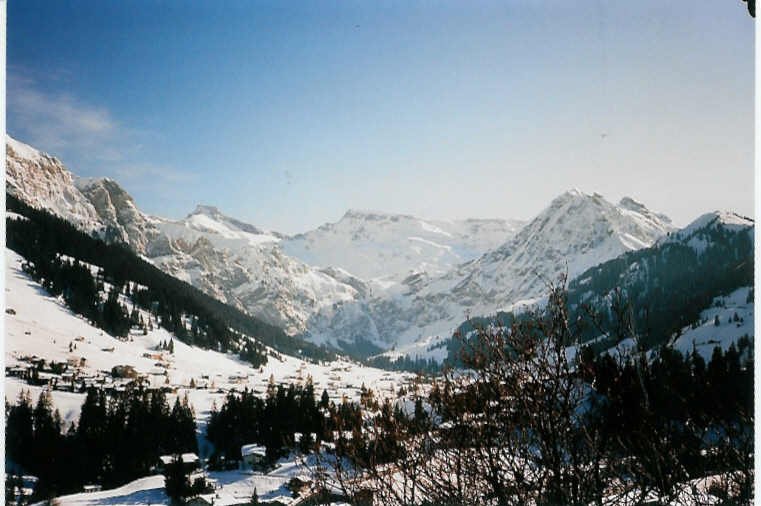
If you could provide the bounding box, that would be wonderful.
[185,495,214,506]
[82,485,102,493]
[158,453,200,474]
[6,366,30,379]
[28,356,46,367]
[111,365,138,378]
[240,444,266,470]
[188,470,207,487]
[228,373,247,383]
[30,371,61,387]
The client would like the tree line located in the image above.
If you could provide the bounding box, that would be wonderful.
[566,219,754,351]
[5,387,197,501]
[205,377,364,466]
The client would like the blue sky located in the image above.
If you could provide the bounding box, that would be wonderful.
[8,1,754,233]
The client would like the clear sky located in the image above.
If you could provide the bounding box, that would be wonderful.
[7,1,754,234]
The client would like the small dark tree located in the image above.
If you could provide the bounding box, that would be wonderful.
[163,456,191,504]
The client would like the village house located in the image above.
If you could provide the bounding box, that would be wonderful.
[240,444,266,471]
[157,453,200,474]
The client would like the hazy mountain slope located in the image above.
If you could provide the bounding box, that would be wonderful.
[151,206,362,335]
[282,210,524,284]
[306,190,674,351]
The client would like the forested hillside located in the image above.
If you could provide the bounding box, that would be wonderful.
[6,193,336,365]
[567,212,754,350]
[443,212,753,364]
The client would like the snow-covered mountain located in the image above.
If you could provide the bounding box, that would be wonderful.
[75,177,170,255]
[6,137,166,254]
[282,210,524,285]
[6,136,682,356]
[6,136,103,233]
[152,206,362,335]
[5,136,362,336]
[658,210,754,249]
[437,189,674,310]
[4,136,519,345]
[306,189,675,351]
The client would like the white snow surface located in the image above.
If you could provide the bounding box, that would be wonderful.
[283,209,525,284]
[5,248,413,428]
[671,286,754,361]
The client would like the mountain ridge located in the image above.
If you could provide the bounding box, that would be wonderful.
[6,135,531,350]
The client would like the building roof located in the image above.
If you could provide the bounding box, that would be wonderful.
[159,453,200,465]
[241,443,266,457]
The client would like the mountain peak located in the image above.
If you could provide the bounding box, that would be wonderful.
[75,176,116,191]
[341,209,411,221]
[6,135,45,162]
[673,211,753,239]
[563,187,587,198]
[550,188,600,206]
[191,204,222,217]
[182,205,278,239]
[618,196,646,211]
[487,189,674,276]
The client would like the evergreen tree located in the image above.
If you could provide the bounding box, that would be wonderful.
[164,456,191,504]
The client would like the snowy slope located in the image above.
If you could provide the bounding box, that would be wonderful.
[658,210,755,252]
[283,210,524,284]
[671,286,754,361]
[4,248,413,425]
